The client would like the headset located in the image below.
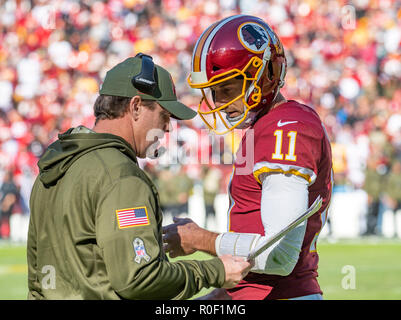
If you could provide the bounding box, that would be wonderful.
[131,53,157,96]
[132,53,166,159]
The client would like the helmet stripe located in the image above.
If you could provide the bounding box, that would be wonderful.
[192,21,219,72]
[193,15,245,73]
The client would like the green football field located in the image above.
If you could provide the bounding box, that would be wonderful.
[0,239,400,300]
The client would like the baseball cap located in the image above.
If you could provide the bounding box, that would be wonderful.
[99,56,197,120]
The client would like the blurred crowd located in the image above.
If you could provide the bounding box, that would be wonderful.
[0,0,400,239]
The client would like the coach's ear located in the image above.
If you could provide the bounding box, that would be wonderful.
[129,96,143,121]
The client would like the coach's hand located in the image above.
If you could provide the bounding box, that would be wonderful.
[220,255,253,288]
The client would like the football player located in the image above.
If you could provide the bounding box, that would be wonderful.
[163,15,333,300]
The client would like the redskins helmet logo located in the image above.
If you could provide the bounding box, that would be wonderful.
[238,22,269,53]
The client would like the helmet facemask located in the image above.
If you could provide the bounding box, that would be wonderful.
[189,56,265,135]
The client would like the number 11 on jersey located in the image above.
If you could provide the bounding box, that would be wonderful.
[272,130,297,161]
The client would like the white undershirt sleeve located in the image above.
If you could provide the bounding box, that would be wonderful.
[215,172,309,276]
[252,172,308,275]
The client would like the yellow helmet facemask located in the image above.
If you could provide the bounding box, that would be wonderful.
[188,56,265,135]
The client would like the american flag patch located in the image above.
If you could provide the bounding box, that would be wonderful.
[116,206,150,229]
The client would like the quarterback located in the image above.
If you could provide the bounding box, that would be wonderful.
[163,15,333,300]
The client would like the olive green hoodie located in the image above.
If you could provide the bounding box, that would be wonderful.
[27,126,225,300]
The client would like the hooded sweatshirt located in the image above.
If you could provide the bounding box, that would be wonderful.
[27,126,225,300]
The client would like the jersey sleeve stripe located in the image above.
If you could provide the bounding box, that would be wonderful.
[253,161,317,185]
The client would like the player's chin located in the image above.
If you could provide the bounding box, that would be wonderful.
[226,114,242,123]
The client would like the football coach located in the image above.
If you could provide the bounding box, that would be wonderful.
[27,54,252,300]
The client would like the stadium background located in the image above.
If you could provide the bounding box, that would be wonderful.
[0,0,400,299]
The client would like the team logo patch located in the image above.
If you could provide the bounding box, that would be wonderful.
[238,22,270,53]
[133,238,151,264]
[116,206,150,229]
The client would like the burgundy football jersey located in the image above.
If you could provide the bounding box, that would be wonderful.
[226,100,333,300]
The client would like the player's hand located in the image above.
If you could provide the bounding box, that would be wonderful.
[162,217,201,258]
[220,255,254,289]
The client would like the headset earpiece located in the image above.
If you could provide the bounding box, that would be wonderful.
[131,53,157,95]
